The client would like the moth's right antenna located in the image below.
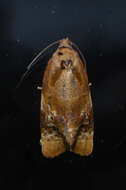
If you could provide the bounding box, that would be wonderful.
[71,41,87,72]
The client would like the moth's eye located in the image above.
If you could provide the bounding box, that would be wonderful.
[58,51,63,55]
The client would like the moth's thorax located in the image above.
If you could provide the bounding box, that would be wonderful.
[54,69,80,99]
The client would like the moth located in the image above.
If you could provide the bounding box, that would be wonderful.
[17,38,94,158]
[40,38,94,158]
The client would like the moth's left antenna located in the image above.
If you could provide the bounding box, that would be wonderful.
[16,40,60,89]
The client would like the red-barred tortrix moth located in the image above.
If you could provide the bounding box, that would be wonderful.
[17,38,94,158]
[40,38,94,158]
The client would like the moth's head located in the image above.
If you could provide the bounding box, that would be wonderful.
[50,38,82,72]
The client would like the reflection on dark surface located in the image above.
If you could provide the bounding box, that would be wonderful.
[0,0,126,189]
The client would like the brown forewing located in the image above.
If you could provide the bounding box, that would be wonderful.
[40,38,94,158]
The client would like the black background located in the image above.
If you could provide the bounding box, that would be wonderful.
[0,0,126,189]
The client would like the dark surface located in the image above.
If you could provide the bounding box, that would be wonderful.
[0,0,126,189]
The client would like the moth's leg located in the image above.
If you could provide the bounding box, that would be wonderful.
[88,83,92,86]
[40,126,66,158]
[37,86,42,90]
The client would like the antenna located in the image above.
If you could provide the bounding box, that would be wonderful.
[71,41,87,71]
[16,38,87,89]
[16,40,60,89]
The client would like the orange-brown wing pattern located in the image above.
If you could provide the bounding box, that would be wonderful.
[40,38,94,158]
